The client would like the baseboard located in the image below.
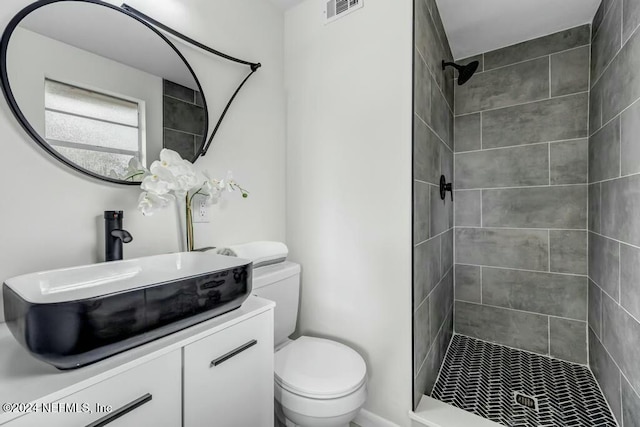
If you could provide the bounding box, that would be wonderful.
[354,408,400,427]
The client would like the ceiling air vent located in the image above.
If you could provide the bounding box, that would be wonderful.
[325,0,363,24]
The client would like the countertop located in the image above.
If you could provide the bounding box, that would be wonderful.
[0,296,275,425]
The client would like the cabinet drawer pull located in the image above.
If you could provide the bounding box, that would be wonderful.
[210,339,258,367]
[86,393,152,427]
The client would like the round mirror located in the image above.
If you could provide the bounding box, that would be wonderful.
[0,0,208,184]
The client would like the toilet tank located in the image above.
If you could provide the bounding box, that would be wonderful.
[252,262,301,347]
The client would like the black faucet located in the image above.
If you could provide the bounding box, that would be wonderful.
[104,211,133,262]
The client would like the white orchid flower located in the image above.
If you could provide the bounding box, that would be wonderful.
[127,158,149,180]
[222,171,249,198]
[127,157,144,173]
[137,192,173,216]
[107,157,148,182]
[157,149,194,177]
[141,166,175,195]
[148,150,199,196]
[173,168,199,196]
[218,171,232,192]
[196,171,223,205]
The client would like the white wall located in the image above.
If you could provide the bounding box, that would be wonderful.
[285,1,414,425]
[0,0,286,320]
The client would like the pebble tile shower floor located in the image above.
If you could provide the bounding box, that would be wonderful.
[431,335,617,427]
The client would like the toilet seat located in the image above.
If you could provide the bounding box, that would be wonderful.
[274,336,367,399]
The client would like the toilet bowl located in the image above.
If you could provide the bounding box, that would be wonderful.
[274,336,367,427]
[252,262,368,427]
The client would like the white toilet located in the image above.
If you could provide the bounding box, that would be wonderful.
[252,261,367,427]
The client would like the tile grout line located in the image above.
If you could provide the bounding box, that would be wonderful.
[415,112,453,154]
[592,85,640,138]
[619,242,622,309]
[548,229,551,272]
[591,325,640,404]
[451,333,591,367]
[479,266,483,304]
[415,229,451,248]
[548,143,551,185]
[415,41,454,116]
[479,112,483,150]
[621,364,640,401]
[599,284,640,326]
[586,267,590,364]
[599,286,603,340]
[599,184,603,234]
[415,301,454,379]
[414,264,454,314]
[456,90,588,117]
[455,183,589,191]
[620,370,624,427]
[591,4,626,89]
[548,54,552,99]
[621,0,624,56]
[430,319,457,394]
[592,0,615,42]
[414,179,442,188]
[454,262,587,278]
[586,328,622,423]
[548,316,551,356]
[620,113,623,178]
[472,43,591,76]
[624,11,640,47]
[456,137,586,155]
[586,32,592,370]
[457,225,588,232]
[479,190,483,227]
[584,25,602,364]
[458,300,588,324]
[589,229,640,252]
[425,0,456,116]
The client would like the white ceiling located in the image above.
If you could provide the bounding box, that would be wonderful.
[435,0,601,59]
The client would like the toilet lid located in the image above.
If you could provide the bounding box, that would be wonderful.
[275,336,367,399]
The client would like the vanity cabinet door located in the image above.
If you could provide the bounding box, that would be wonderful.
[6,350,181,427]
[184,310,274,427]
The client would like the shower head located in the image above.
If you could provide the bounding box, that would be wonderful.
[442,60,480,85]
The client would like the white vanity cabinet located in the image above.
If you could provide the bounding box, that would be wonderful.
[7,350,182,427]
[0,297,275,427]
[184,309,274,427]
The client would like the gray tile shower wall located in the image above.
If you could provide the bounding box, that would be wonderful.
[589,0,640,423]
[163,80,205,161]
[413,0,455,408]
[453,25,590,367]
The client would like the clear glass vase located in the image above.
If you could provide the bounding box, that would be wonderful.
[185,195,194,252]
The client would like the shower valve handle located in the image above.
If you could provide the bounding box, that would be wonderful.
[440,175,453,201]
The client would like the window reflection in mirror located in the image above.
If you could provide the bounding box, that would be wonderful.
[45,79,144,178]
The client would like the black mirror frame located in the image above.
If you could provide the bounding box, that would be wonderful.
[0,0,209,185]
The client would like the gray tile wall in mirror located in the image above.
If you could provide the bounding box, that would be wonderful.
[413,0,454,408]
[588,0,640,423]
[453,25,590,367]
[163,80,205,161]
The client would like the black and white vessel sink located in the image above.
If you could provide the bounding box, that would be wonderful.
[3,252,252,369]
